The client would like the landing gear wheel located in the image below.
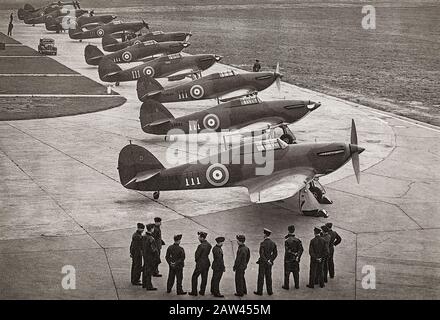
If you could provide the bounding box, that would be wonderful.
[115,82,120,87]
[153,191,160,200]
[79,39,82,42]
[309,186,323,203]
[318,209,329,218]
[280,134,295,145]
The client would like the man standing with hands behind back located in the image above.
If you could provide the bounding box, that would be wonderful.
[254,228,278,296]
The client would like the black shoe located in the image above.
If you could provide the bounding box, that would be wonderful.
[132,282,142,286]
[268,292,273,296]
[306,285,314,289]
[166,289,171,293]
[146,287,157,291]
[295,286,300,289]
[177,291,187,295]
[324,279,328,283]
[254,291,262,296]
[320,284,325,288]
[214,294,224,298]
[234,293,243,297]
[188,292,197,296]
[199,291,205,296]
[282,285,289,290]
[153,274,162,277]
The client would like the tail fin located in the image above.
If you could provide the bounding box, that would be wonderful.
[118,144,164,189]
[140,100,174,131]
[84,44,104,66]
[136,77,164,102]
[102,34,120,52]
[98,58,122,81]
[18,8,30,20]
[23,4,35,11]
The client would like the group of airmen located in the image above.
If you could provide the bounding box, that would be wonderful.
[130,218,342,297]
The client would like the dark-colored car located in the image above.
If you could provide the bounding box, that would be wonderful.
[38,38,57,55]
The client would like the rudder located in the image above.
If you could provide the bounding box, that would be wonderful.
[117,144,164,189]
[140,100,174,130]
[98,58,122,81]
[102,34,120,52]
[136,76,164,101]
[84,44,104,66]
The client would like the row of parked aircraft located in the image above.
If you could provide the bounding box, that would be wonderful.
[18,1,365,215]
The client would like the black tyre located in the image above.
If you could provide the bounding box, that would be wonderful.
[280,134,294,144]
[153,191,160,200]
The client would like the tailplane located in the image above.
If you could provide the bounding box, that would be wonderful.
[84,44,104,66]
[118,144,164,189]
[23,4,35,11]
[136,77,164,101]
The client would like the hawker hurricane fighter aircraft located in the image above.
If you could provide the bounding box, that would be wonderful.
[69,20,149,41]
[139,97,321,144]
[45,13,117,33]
[98,53,222,85]
[136,64,283,103]
[18,1,78,20]
[102,31,192,52]
[23,7,88,25]
[85,40,190,66]
[117,120,364,204]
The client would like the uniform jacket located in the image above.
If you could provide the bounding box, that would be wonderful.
[329,230,342,250]
[212,245,225,272]
[130,231,143,257]
[321,233,331,257]
[165,243,185,269]
[309,236,329,260]
[142,232,159,265]
[152,225,165,250]
[195,240,212,269]
[284,234,304,263]
[257,238,278,265]
[234,244,250,271]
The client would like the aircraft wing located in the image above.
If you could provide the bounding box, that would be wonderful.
[241,167,315,203]
[123,169,161,186]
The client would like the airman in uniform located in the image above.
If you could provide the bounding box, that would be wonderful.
[307,227,329,289]
[165,234,187,295]
[254,228,278,296]
[152,217,165,277]
[233,234,250,297]
[189,231,212,296]
[211,236,226,298]
[253,59,261,72]
[319,225,331,283]
[282,225,304,290]
[130,223,144,286]
[325,222,342,279]
[142,223,159,290]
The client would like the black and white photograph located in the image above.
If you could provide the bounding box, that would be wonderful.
[0,0,439,310]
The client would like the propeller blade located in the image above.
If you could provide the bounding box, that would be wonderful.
[276,76,281,91]
[275,62,280,75]
[352,151,360,183]
[351,118,357,145]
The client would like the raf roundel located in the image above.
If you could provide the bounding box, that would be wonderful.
[122,51,132,62]
[203,114,220,131]
[143,66,155,77]
[96,28,104,37]
[206,163,229,187]
[189,85,204,99]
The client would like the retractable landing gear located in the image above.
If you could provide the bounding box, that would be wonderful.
[153,191,160,200]
[299,184,330,218]
[279,125,296,144]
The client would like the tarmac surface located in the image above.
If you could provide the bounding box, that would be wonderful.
[0,18,440,300]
